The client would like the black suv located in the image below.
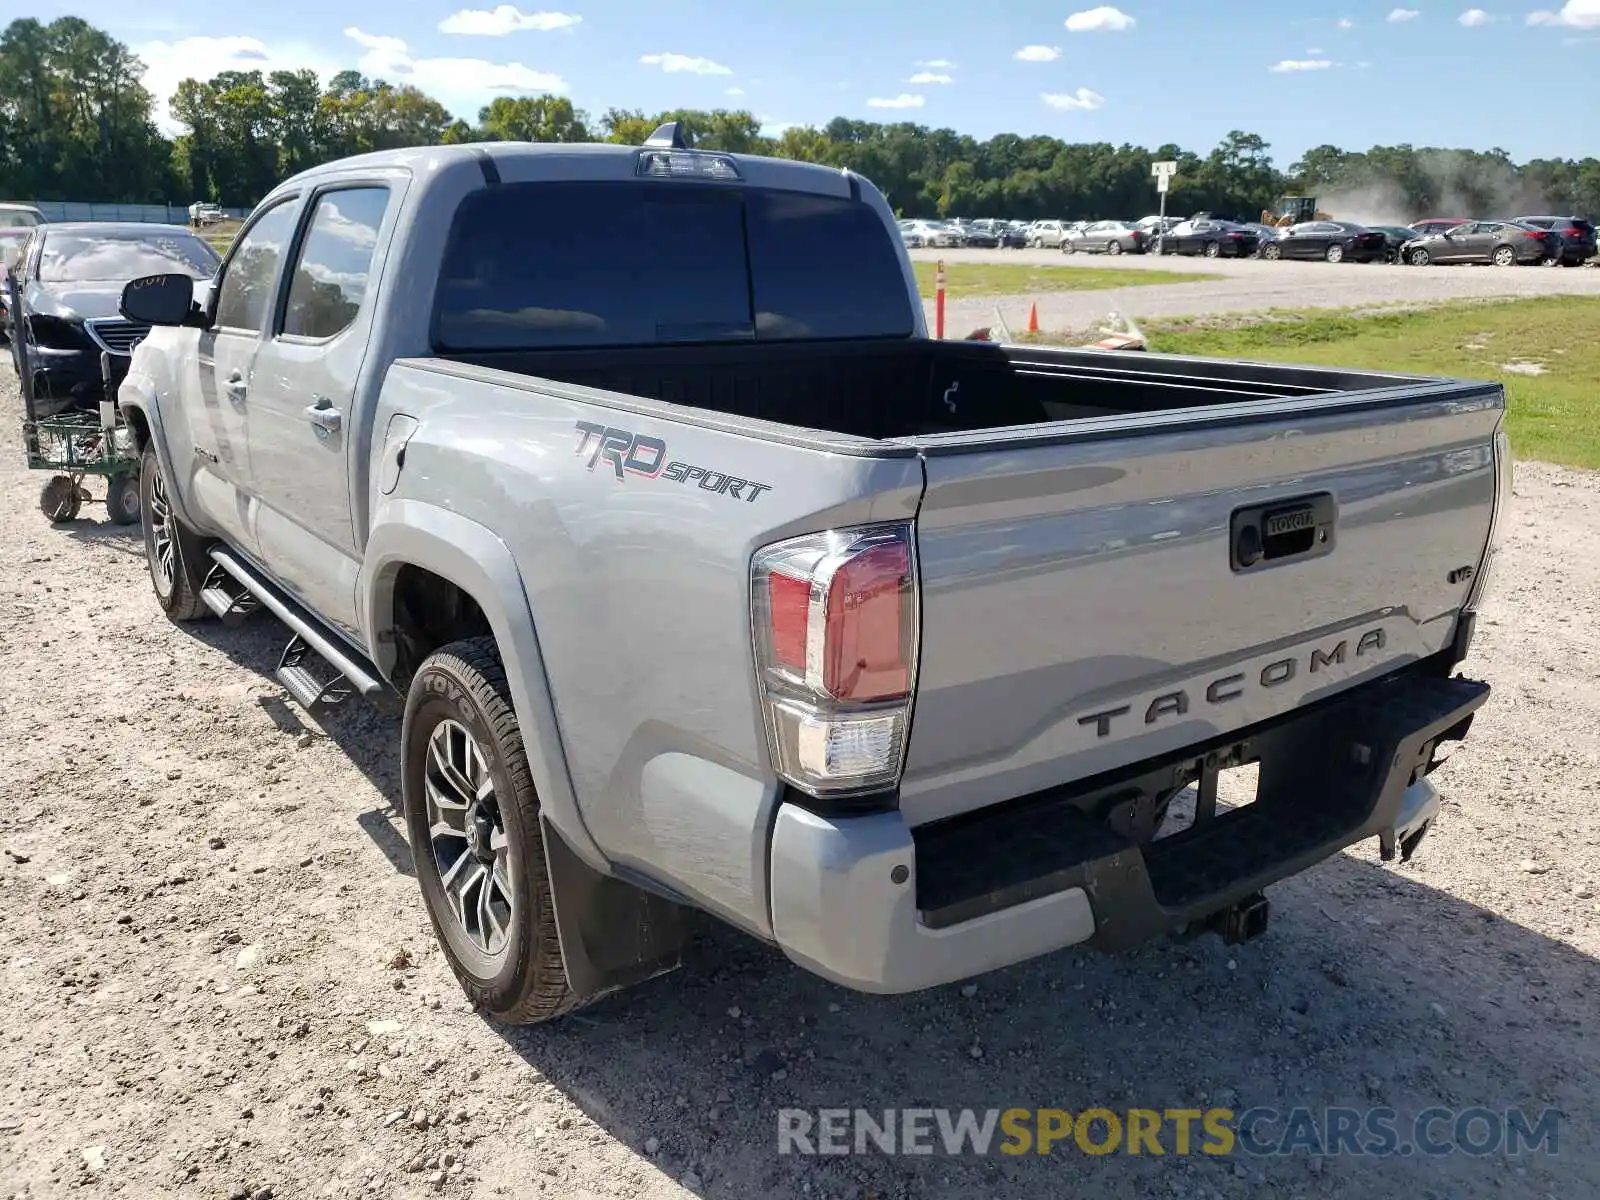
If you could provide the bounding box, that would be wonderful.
[1512,215,1596,266]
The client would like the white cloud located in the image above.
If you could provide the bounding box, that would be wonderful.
[1337,16,1355,26]
[866,93,925,109]
[1528,1,1600,23]
[137,35,339,130]
[1064,6,1136,32]
[639,51,732,75]
[1041,87,1105,110]
[1307,44,1326,51]
[724,86,745,95]
[916,58,956,67]
[1269,58,1335,70]
[1014,44,1062,60]
[1458,7,1493,21]
[345,27,567,110]
[1387,7,1421,20]
[908,71,953,83]
[437,7,581,35]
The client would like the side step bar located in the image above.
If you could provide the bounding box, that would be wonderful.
[199,562,261,626]
[207,546,386,714]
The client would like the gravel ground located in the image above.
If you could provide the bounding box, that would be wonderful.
[911,247,1600,335]
[0,363,1596,1199]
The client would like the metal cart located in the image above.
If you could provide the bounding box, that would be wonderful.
[18,340,141,525]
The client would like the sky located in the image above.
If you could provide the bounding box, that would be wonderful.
[35,0,1600,164]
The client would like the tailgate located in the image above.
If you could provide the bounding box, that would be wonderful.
[899,382,1504,826]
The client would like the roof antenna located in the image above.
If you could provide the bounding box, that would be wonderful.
[643,121,689,149]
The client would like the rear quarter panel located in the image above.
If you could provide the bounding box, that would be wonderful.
[369,361,924,937]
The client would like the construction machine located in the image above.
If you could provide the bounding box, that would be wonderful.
[1261,195,1332,227]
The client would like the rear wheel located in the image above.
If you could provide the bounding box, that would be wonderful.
[1325,244,1345,264]
[140,445,207,620]
[1409,247,1431,266]
[403,637,577,1025]
[1493,246,1516,267]
[1203,241,1221,259]
[1262,243,1282,261]
[1106,241,1122,256]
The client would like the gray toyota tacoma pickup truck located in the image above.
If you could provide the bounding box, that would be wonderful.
[115,126,1504,1024]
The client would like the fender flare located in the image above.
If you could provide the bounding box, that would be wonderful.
[361,500,608,872]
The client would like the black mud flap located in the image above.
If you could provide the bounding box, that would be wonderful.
[541,816,692,1003]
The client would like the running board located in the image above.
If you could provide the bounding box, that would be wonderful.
[199,562,261,626]
[278,633,355,714]
[206,546,386,713]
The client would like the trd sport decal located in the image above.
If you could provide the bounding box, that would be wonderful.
[574,421,773,502]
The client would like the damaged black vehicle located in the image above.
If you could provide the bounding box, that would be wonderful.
[9,222,219,417]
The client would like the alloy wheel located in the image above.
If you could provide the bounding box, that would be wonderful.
[147,465,175,591]
[424,719,514,961]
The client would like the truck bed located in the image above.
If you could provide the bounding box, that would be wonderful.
[438,338,1425,442]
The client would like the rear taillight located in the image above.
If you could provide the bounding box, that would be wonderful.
[1524,231,1547,240]
[752,523,919,798]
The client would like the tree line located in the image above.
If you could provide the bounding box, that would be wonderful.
[4,16,1599,223]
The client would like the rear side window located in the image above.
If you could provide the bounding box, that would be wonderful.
[433,181,913,350]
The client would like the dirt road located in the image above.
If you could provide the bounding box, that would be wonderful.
[910,247,1600,334]
[0,366,1595,1199]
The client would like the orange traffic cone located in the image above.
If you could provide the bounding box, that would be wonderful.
[1026,302,1040,333]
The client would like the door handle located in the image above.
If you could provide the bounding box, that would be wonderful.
[305,400,342,433]
[224,371,247,404]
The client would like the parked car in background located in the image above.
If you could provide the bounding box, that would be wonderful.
[998,221,1031,248]
[10,222,220,416]
[1511,215,1596,266]
[1028,219,1070,249]
[1156,218,1259,258]
[1134,215,1180,236]
[0,202,45,229]
[1063,220,1147,255]
[960,225,1000,249]
[1401,220,1563,267]
[1262,220,1387,263]
[900,220,951,249]
[1239,222,1281,257]
[1368,225,1421,264]
[1409,218,1470,238]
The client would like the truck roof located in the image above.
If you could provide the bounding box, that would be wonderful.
[276,140,863,202]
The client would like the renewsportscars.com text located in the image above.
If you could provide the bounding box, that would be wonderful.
[777,1106,1562,1158]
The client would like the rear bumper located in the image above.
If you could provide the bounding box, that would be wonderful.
[767,667,1487,993]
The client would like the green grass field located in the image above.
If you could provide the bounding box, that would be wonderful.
[200,220,241,254]
[912,261,1216,300]
[1144,297,1600,470]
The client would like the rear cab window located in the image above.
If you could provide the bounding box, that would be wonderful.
[433,181,914,351]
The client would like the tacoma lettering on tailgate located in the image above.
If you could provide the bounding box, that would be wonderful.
[574,421,772,502]
[1075,625,1391,739]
